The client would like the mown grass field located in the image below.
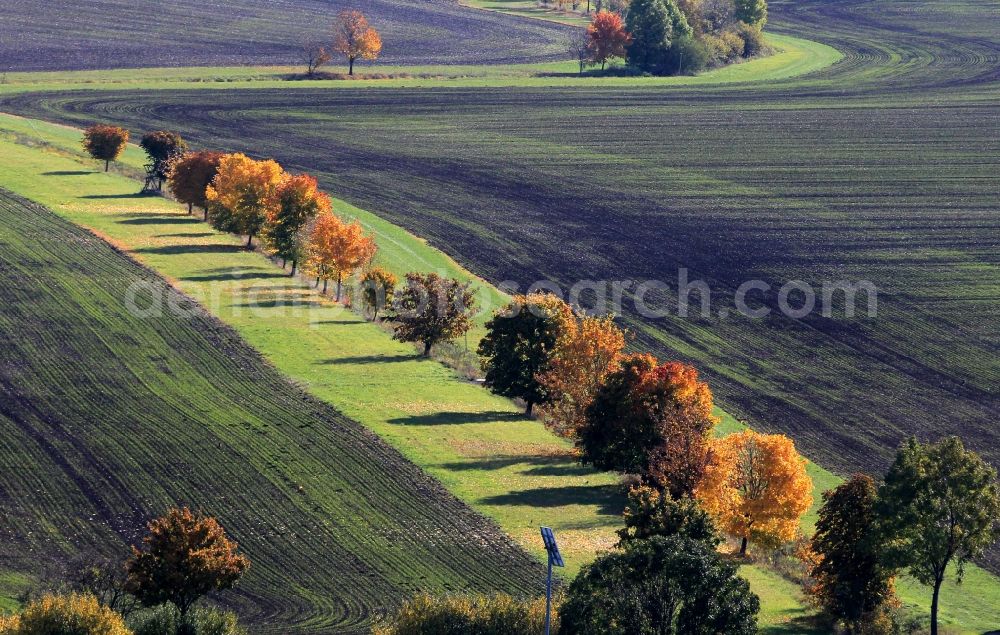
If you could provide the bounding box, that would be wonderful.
[0,0,572,70]
[1,113,998,634]
[7,1,994,520]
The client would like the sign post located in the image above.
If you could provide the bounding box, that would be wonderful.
[540,527,564,635]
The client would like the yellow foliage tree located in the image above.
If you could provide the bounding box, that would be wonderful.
[537,313,625,438]
[0,593,131,635]
[333,10,382,75]
[698,430,813,555]
[205,153,285,248]
[306,212,377,299]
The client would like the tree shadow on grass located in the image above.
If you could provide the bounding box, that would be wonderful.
[157,232,215,239]
[322,354,419,365]
[118,216,200,225]
[439,454,593,478]
[43,170,92,176]
[135,244,245,255]
[81,193,155,200]
[388,411,524,425]
[759,612,828,635]
[182,270,289,282]
[479,484,624,516]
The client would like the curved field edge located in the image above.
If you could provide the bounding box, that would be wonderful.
[0,113,996,633]
[0,187,545,634]
[0,34,840,93]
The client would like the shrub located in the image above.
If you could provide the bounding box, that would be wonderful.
[131,605,245,635]
[703,30,744,65]
[372,593,554,635]
[735,22,768,57]
[663,35,711,74]
[4,593,131,635]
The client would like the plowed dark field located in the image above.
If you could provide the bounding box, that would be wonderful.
[0,0,573,70]
[10,0,996,498]
[0,189,542,633]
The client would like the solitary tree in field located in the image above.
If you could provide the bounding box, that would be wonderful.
[578,354,718,497]
[265,174,330,275]
[698,430,813,556]
[125,508,249,621]
[537,312,625,438]
[83,125,129,172]
[393,272,476,356]
[735,0,767,27]
[360,266,399,320]
[809,473,896,633]
[205,153,285,247]
[167,151,224,217]
[587,11,631,69]
[478,293,573,416]
[306,212,377,299]
[333,10,382,76]
[140,130,188,189]
[876,436,1000,635]
[303,39,333,76]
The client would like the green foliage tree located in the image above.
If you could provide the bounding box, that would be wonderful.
[560,535,759,635]
[808,474,896,633]
[625,0,692,74]
[125,508,250,620]
[372,593,553,635]
[393,272,476,356]
[734,0,766,27]
[82,125,129,172]
[617,485,720,547]
[478,293,571,415]
[360,266,398,320]
[876,437,1000,635]
[140,131,188,187]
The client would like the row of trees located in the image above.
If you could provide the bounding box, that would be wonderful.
[1,509,248,635]
[578,0,769,75]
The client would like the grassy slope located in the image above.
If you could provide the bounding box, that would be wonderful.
[0,184,547,634]
[1,114,997,633]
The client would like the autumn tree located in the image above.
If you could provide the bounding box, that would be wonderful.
[125,508,249,620]
[205,153,285,247]
[587,11,631,69]
[809,473,896,634]
[560,536,759,635]
[618,484,719,547]
[360,266,398,320]
[698,430,813,556]
[393,272,476,356]
[305,212,377,299]
[2,593,131,635]
[139,130,188,189]
[625,0,692,74]
[303,39,333,76]
[735,0,767,27]
[578,355,718,497]
[538,313,625,438]
[167,151,224,217]
[333,10,382,76]
[876,436,1000,635]
[265,174,330,275]
[82,125,129,172]
[478,293,573,416]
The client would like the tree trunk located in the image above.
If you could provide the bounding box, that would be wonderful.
[349,57,355,76]
[423,341,432,356]
[246,234,253,248]
[526,401,534,416]
[930,577,942,635]
[739,536,748,556]
[188,202,193,214]
[336,274,342,301]
[323,279,328,294]
[203,207,209,221]
[290,260,297,276]
[104,159,110,172]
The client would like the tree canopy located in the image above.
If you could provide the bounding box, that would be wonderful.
[394,272,476,356]
[82,125,129,172]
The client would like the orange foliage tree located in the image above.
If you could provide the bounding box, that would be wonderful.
[205,153,285,247]
[265,173,331,275]
[125,508,249,619]
[587,11,631,69]
[537,313,625,438]
[333,10,382,75]
[167,150,224,217]
[577,354,719,497]
[306,212,377,299]
[698,430,813,555]
[82,125,129,172]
